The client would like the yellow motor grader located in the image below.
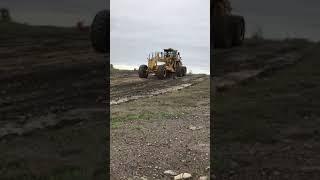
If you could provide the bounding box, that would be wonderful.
[139,48,187,79]
[213,0,245,48]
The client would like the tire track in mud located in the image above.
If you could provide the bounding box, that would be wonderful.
[110,75,207,105]
[0,107,106,139]
[0,49,106,139]
[213,39,315,90]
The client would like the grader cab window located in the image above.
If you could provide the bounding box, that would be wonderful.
[164,49,177,58]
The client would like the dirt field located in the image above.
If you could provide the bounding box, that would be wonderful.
[2,21,319,179]
[213,38,314,90]
[0,22,108,179]
[110,68,210,179]
[213,40,320,179]
[109,38,316,179]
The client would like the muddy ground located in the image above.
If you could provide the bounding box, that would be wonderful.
[110,38,317,180]
[213,38,314,90]
[1,21,319,179]
[110,71,210,179]
[213,39,320,180]
[0,22,108,179]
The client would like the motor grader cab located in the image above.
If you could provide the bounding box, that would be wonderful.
[90,10,108,53]
[139,48,187,79]
[213,0,245,48]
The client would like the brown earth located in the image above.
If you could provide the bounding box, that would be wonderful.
[109,38,315,179]
[0,22,108,179]
[213,40,320,180]
[110,74,210,179]
[1,21,318,180]
[213,38,314,90]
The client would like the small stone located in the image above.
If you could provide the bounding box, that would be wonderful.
[273,170,280,176]
[206,166,210,171]
[140,177,148,180]
[189,125,197,130]
[304,143,313,149]
[230,160,239,168]
[174,173,192,180]
[199,176,208,180]
[249,148,256,155]
[164,170,178,176]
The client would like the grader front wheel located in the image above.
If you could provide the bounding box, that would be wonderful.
[156,65,167,79]
[138,65,148,78]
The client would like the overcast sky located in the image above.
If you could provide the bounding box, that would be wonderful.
[1,1,320,73]
[231,0,320,41]
[110,0,210,74]
[1,1,319,40]
[0,0,107,26]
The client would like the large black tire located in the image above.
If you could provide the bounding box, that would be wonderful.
[232,16,245,46]
[156,65,167,79]
[91,10,109,53]
[176,66,183,77]
[213,16,233,48]
[213,15,245,48]
[182,66,187,76]
[138,65,148,78]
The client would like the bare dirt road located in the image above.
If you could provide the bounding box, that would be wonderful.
[111,70,207,105]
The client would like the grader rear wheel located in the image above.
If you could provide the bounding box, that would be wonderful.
[213,15,245,48]
[176,66,183,77]
[91,10,108,53]
[232,16,245,46]
[182,66,187,76]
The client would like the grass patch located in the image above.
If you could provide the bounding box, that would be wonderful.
[111,111,185,128]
